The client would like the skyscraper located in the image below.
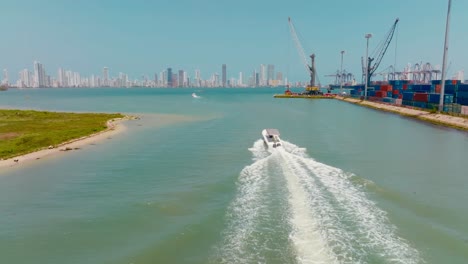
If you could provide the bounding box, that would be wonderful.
[19,69,31,87]
[178,70,184,87]
[103,67,109,87]
[58,68,65,87]
[239,72,243,86]
[194,69,201,87]
[33,61,45,87]
[276,72,283,84]
[2,69,8,85]
[154,73,158,87]
[267,64,275,86]
[167,68,173,87]
[260,64,266,86]
[222,64,227,87]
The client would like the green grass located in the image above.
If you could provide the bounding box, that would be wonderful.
[0,109,124,159]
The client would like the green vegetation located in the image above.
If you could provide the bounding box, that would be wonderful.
[0,109,124,159]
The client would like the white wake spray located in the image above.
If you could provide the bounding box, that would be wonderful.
[215,140,421,264]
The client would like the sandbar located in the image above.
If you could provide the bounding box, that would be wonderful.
[0,116,132,170]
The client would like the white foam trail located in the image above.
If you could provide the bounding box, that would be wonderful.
[217,139,421,264]
[218,140,271,263]
[276,148,338,264]
[281,140,421,264]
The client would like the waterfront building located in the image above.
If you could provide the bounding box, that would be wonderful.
[267,64,275,86]
[103,67,109,87]
[194,69,201,87]
[2,69,8,85]
[178,70,184,87]
[260,64,266,86]
[222,64,227,87]
[33,61,46,88]
[167,68,173,87]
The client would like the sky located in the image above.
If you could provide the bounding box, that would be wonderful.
[1,0,467,83]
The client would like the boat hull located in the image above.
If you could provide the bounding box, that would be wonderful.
[262,129,282,148]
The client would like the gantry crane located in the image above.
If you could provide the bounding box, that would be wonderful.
[288,17,321,94]
[364,18,399,87]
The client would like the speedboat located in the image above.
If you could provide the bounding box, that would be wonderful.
[262,129,282,148]
[192,93,200,98]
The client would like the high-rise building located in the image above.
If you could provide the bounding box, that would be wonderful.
[194,69,201,87]
[267,64,275,85]
[276,72,283,84]
[19,69,31,87]
[103,67,109,86]
[154,73,158,87]
[167,68,173,87]
[222,64,227,87]
[2,69,8,85]
[260,64,266,86]
[33,61,46,87]
[178,70,184,87]
[214,73,220,87]
[57,68,65,87]
[239,72,243,87]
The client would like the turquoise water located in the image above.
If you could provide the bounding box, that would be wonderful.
[0,88,467,263]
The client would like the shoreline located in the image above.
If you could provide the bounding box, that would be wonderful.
[0,115,134,170]
[336,96,468,131]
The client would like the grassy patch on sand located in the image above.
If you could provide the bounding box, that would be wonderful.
[0,109,124,159]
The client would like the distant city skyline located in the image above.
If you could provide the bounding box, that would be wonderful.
[1,1,467,84]
[3,61,294,88]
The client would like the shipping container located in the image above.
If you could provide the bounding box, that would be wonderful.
[382,97,395,103]
[413,102,427,109]
[380,85,393,92]
[458,84,468,92]
[375,91,386,97]
[457,91,468,98]
[456,97,468,106]
[461,105,468,115]
[402,92,414,101]
[414,93,429,102]
[443,103,462,113]
[444,80,461,85]
[402,100,413,106]
[444,85,456,94]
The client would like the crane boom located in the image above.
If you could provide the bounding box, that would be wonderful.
[288,17,311,76]
[366,18,399,87]
[288,17,318,90]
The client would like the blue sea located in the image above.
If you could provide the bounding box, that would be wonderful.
[0,87,467,263]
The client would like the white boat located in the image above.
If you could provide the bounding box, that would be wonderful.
[262,129,282,148]
[192,93,200,98]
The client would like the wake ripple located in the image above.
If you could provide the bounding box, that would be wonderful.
[215,140,421,264]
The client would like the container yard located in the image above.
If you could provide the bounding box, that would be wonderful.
[346,79,468,116]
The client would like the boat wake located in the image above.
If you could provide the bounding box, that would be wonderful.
[214,140,421,264]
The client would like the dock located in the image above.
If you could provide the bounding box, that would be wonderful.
[273,94,336,99]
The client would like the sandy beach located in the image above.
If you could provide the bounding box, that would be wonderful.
[0,116,133,170]
[336,96,468,131]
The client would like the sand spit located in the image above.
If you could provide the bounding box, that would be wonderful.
[0,116,136,170]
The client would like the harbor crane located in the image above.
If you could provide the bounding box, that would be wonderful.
[364,18,399,87]
[288,17,322,94]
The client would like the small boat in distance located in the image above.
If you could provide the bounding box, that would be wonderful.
[192,93,201,98]
[262,129,282,148]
